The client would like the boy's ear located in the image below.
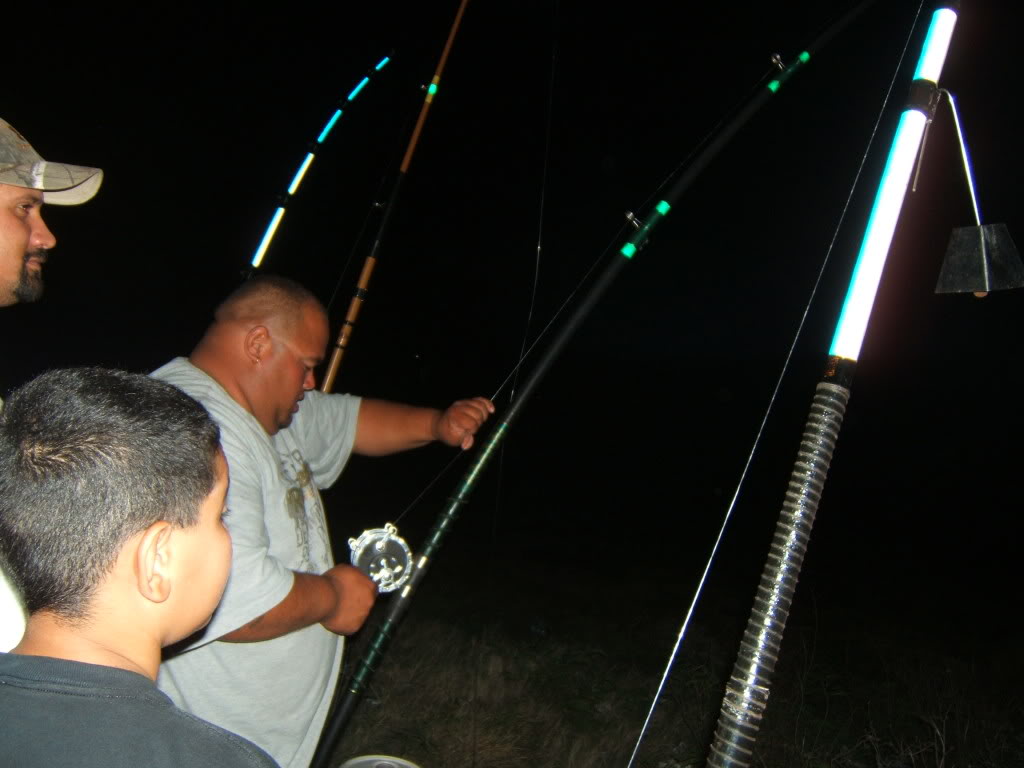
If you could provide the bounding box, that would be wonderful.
[135,521,174,604]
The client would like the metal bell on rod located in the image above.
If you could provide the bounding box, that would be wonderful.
[933,91,1023,297]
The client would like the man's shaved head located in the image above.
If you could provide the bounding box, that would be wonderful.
[192,275,330,436]
[215,275,324,332]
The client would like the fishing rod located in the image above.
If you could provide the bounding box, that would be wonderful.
[249,54,393,271]
[308,5,472,766]
[705,6,958,766]
[310,4,880,763]
[319,0,472,394]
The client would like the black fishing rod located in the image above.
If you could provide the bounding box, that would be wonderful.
[310,4,881,764]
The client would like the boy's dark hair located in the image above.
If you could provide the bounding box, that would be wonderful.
[0,367,221,620]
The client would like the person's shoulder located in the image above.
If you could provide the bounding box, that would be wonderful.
[151,358,259,440]
[295,389,360,420]
[163,707,280,767]
[0,655,277,767]
[151,357,220,402]
[287,389,360,446]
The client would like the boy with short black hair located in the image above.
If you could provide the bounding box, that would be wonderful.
[0,367,277,767]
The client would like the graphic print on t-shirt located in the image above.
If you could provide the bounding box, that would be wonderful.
[278,448,330,572]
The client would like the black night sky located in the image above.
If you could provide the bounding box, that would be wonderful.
[4,0,1022,749]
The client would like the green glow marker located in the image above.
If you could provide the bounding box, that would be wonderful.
[621,242,638,259]
[656,200,671,216]
[768,51,811,95]
[428,83,438,96]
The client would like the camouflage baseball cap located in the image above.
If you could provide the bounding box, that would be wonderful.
[0,117,103,205]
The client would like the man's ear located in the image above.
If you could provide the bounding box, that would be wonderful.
[135,521,174,604]
[244,325,271,366]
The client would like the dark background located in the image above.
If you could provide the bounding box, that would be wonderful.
[3,0,1021,707]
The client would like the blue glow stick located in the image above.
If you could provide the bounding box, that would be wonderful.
[250,54,392,269]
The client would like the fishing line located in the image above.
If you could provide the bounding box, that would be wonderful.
[481,65,766,404]
[624,3,925,766]
[336,1,876,536]
[325,170,393,315]
[318,0,875,747]
[388,451,465,528]
[352,0,568,530]
[927,90,978,224]
[484,64,811,404]
[322,0,893,759]
[338,2,892,549]
[487,246,608,402]
[472,3,561,765]
[507,6,559,408]
[487,0,561,530]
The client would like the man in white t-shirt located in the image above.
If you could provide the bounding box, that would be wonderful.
[154,275,493,768]
[0,116,103,651]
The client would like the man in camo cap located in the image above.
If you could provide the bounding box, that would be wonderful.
[1,116,103,650]
[1,117,103,307]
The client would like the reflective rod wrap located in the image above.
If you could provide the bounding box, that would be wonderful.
[706,381,849,768]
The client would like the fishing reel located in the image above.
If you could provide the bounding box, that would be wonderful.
[348,523,413,593]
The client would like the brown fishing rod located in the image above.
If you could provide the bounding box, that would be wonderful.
[311,6,471,767]
[320,0,471,394]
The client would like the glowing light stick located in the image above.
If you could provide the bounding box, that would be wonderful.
[706,8,958,767]
[830,9,957,361]
[249,55,392,269]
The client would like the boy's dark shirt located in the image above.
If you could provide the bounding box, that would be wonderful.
[0,652,278,768]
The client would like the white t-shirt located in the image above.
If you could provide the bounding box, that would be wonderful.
[0,395,27,652]
[0,567,25,652]
[153,358,361,768]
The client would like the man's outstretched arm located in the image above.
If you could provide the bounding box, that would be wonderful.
[353,397,495,456]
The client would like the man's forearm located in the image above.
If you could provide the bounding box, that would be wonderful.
[353,398,441,457]
[220,571,335,643]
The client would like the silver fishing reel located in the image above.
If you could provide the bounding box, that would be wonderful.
[348,523,413,593]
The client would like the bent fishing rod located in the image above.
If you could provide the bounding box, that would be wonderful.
[320,0,472,393]
[248,54,393,271]
[310,3,878,764]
